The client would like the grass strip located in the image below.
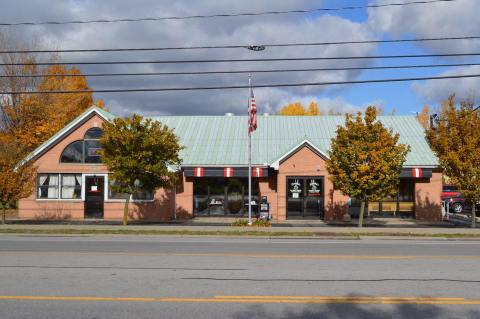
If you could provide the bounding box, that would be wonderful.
[0,227,479,238]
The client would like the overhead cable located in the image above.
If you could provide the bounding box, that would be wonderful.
[2,62,480,78]
[3,52,480,66]
[2,73,479,94]
[0,0,456,26]
[1,35,479,54]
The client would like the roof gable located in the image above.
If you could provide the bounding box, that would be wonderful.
[270,139,329,170]
[23,106,115,163]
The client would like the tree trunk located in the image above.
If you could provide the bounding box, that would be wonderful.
[123,195,130,226]
[1,206,5,225]
[472,203,476,228]
[358,200,365,228]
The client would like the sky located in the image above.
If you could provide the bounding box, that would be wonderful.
[0,0,479,116]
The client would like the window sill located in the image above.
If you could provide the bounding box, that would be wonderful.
[36,199,83,202]
[105,199,155,203]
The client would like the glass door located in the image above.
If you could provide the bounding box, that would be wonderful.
[84,176,104,219]
[287,177,324,219]
[304,178,323,218]
[287,178,304,218]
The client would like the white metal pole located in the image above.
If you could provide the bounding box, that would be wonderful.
[248,74,252,226]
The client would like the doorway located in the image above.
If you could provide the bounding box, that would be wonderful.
[286,177,324,219]
[84,176,104,218]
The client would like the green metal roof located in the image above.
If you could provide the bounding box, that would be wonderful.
[25,107,438,168]
[151,115,439,168]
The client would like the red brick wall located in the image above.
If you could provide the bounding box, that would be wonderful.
[277,145,348,221]
[415,171,443,221]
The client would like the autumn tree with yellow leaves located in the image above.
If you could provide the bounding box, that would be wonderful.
[417,105,430,129]
[279,101,323,115]
[427,96,480,228]
[327,106,410,227]
[1,65,104,152]
[0,138,36,224]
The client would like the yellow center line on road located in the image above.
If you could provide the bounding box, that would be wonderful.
[1,295,479,305]
[1,251,479,260]
[214,295,467,301]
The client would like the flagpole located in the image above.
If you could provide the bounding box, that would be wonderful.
[248,74,252,226]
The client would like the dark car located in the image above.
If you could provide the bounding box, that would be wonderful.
[442,185,480,215]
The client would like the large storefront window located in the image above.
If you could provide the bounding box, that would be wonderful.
[358,179,415,217]
[193,178,259,216]
[287,177,324,219]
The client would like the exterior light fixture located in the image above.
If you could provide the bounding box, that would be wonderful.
[246,45,266,51]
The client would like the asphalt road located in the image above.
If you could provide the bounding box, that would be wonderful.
[0,235,479,319]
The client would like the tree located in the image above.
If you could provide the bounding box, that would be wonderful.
[327,106,410,227]
[307,101,322,115]
[100,114,183,225]
[1,65,104,152]
[427,96,480,228]
[0,31,104,152]
[279,102,306,115]
[417,105,430,129]
[0,138,36,224]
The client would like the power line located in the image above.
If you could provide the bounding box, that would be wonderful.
[0,0,456,27]
[2,73,479,94]
[2,35,479,54]
[3,52,480,66]
[2,62,480,78]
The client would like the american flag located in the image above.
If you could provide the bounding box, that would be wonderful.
[248,86,257,134]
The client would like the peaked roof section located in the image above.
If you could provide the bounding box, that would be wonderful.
[152,115,439,168]
[24,106,115,163]
[270,139,330,170]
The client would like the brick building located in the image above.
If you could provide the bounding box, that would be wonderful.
[18,106,443,221]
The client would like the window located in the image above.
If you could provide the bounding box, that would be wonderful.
[60,141,83,163]
[108,180,129,200]
[61,174,82,199]
[84,127,103,139]
[60,127,103,164]
[108,179,154,201]
[38,174,59,199]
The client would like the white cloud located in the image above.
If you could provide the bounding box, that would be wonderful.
[412,65,480,103]
[367,0,480,53]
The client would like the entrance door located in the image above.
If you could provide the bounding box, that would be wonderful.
[287,177,324,219]
[85,176,104,218]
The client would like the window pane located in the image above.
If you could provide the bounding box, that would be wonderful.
[37,174,59,199]
[288,178,304,199]
[193,178,209,216]
[399,179,415,202]
[84,140,102,163]
[108,180,130,200]
[61,174,82,199]
[60,141,83,163]
[133,189,154,200]
[84,127,103,139]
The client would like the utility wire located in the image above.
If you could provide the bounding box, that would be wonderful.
[2,62,480,78]
[2,73,479,94]
[0,0,456,26]
[3,52,480,66]
[1,35,479,54]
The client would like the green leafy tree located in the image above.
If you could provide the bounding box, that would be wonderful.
[0,138,36,224]
[100,114,182,225]
[327,106,410,227]
[427,96,480,228]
